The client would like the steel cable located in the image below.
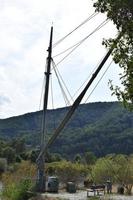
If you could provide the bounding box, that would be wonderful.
[55,19,110,66]
[53,12,98,48]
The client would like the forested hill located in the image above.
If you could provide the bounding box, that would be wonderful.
[0,102,133,157]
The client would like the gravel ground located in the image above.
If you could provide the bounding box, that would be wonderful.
[41,191,133,200]
[104,195,133,200]
[42,190,87,200]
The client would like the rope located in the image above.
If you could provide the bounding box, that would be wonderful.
[53,18,109,59]
[50,74,56,130]
[38,73,47,147]
[55,19,110,66]
[39,76,45,111]
[52,60,71,106]
[53,12,98,48]
[84,60,113,103]
[52,59,73,103]
[53,43,80,58]
[72,53,108,99]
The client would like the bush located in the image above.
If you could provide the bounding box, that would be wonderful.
[0,158,7,174]
[46,160,89,184]
[1,161,36,200]
[2,179,33,200]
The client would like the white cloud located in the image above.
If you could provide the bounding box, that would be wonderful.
[0,94,11,105]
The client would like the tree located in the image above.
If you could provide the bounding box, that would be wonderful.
[91,156,115,184]
[2,147,16,163]
[29,150,37,163]
[46,160,89,184]
[93,0,133,109]
[0,158,7,173]
[10,138,25,154]
[112,154,133,195]
[51,153,62,162]
[74,154,82,163]
[92,154,133,194]
[84,151,97,165]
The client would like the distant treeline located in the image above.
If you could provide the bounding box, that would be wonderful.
[0,102,133,158]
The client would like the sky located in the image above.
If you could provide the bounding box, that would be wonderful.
[0,0,122,119]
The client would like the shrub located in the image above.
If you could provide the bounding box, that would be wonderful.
[0,158,7,174]
[1,161,36,200]
[2,179,33,200]
[46,160,89,184]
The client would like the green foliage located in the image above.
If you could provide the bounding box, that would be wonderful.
[2,161,36,199]
[46,160,89,184]
[0,102,133,158]
[29,150,62,163]
[74,154,82,163]
[50,153,63,162]
[30,150,39,163]
[84,151,97,165]
[94,0,133,109]
[91,156,115,183]
[112,154,133,194]
[2,147,15,163]
[91,154,133,194]
[15,155,22,163]
[2,179,33,200]
[20,152,29,161]
[0,158,7,174]
[10,138,25,154]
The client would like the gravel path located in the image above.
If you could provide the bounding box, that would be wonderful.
[43,190,87,200]
[104,195,133,200]
[42,191,133,200]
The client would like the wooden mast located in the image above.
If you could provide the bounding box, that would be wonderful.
[36,26,53,192]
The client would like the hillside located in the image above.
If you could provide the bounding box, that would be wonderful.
[0,102,133,158]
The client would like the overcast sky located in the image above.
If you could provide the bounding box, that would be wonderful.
[0,0,122,119]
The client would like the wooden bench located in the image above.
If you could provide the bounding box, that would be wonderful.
[87,185,105,197]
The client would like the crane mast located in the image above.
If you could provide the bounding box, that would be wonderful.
[36,26,53,192]
[36,27,121,192]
